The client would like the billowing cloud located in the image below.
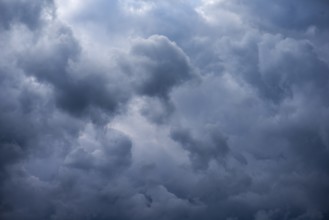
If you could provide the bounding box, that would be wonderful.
[0,0,54,29]
[1,0,329,220]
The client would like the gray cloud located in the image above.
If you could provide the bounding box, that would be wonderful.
[171,125,229,170]
[231,0,329,31]
[1,0,329,220]
[129,35,195,98]
[0,0,54,29]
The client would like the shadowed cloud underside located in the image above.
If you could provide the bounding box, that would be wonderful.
[0,0,329,220]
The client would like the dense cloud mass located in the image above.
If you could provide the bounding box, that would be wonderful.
[1,0,329,219]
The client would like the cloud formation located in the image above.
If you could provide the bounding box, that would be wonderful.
[1,0,329,219]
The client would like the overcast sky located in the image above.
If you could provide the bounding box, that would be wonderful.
[1,0,329,219]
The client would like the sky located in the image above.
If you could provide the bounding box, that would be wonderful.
[0,0,329,219]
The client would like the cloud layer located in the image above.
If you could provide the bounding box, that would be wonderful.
[1,0,329,219]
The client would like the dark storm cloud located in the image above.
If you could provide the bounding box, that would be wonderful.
[232,0,329,31]
[18,28,194,122]
[65,127,132,174]
[16,22,126,120]
[1,0,329,220]
[171,126,229,170]
[0,49,79,174]
[0,0,53,29]
[139,96,175,124]
[217,32,329,104]
[119,35,196,124]
[0,1,132,219]
[129,35,195,98]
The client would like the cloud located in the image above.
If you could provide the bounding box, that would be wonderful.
[230,0,329,31]
[129,35,194,98]
[65,125,132,174]
[1,0,329,220]
[0,0,54,29]
[171,125,229,170]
